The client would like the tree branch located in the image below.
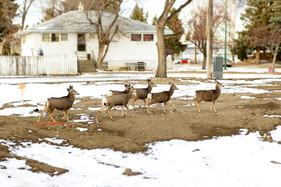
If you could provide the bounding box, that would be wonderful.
[167,0,192,22]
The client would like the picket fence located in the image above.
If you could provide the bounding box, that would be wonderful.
[0,55,78,76]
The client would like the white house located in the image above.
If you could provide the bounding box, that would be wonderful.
[18,10,172,71]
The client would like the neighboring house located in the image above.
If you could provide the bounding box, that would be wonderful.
[181,42,234,64]
[17,10,172,71]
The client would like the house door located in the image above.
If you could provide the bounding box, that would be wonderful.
[77,34,86,51]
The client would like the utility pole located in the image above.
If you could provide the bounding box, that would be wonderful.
[206,0,213,79]
[224,0,228,70]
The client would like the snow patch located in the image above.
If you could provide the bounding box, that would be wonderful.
[1,131,281,187]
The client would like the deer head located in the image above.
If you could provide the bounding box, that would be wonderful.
[67,85,79,95]
[148,79,157,88]
[168,82,179,90]
[215,80,224,88]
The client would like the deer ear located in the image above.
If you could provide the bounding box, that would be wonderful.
[67,88,69,91]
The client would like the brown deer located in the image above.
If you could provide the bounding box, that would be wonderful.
[145,82,178,114]
[37,85,79,122]
[96,85,134,122]
[194,80,223,112]
[131,79,156,107]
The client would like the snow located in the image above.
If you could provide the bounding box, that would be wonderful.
[240,96,255,99]
[270,126,281,142]
[172,64,281,73]
[264,115,281,118]
[76,127,88,132]
[1,130,281,187]
[0,107,39,117]
[43,138,65,145]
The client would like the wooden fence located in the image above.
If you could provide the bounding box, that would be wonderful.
[0,55,78,76]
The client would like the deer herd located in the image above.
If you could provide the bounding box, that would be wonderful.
[37,79,224,123]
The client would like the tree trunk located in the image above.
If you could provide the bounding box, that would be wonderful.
[155,24,167,78]
[96,43,107,69]
[206,0,213,79]
[194,46,197,64]
[272,44,279,73]
[255,47,260,64]
[202,54,207,69]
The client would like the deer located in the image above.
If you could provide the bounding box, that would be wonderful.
[194,80,224,113]
[131,79,156,107]
[96,84,135,122]
[37,85,79,122]
[145,82,178,115]
[109,83,131,95]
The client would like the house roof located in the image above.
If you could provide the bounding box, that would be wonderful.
[18,10,173,35]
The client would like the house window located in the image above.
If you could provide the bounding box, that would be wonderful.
[131,34,141,41]
[61,33,68,41]
[51,33,59,42]
[42,33,50,42]
[143,34,154,41]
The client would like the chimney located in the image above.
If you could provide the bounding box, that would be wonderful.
[78,2,84,11]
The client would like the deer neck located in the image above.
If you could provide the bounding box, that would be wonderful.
[215,85,221,95]
[127,88,133,98]
[169,86,175,97]
[146,84,152,93]
[67,92,76,103]
[124,87,130,93]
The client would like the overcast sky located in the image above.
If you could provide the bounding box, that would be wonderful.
[15,0,244,31]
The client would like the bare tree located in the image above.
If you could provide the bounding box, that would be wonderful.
[83,0,123,69]
[42,0,63,21]
[155,0,193,78]
[186,4,224,69]
[20,0,36,30]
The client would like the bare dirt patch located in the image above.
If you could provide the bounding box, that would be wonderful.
[25,159,68,176]
[0,144,10,160]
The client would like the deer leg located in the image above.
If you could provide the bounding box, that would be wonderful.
[37,110,45,122]
[49,112,57,122]
[65,110,69,121]
[132,98,136,108]
[124,105,129,116]
[209,104,213,112]
[121,106,125,117]
[163,103,168,114]
[96,106,107,122]
[37,104,48,122]
[61,110,67,120]
[96,111,101,123]
[169,101,176,112]
[146,104,152,115]
[142,99,147,108]
[212,102,217,113]
[195,102,201,112]
[106,109,113,120]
